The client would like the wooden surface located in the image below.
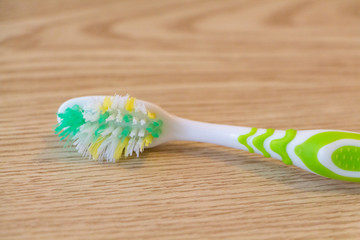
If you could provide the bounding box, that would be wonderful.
[1,0,360,239]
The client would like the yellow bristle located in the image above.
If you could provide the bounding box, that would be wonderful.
[100,96,112,113]
[144,135,153,147]
[147,111,156,119]
[140,139,145,151]
[89,137,106,160]
[125,97,135,112]
[113,137,130,160]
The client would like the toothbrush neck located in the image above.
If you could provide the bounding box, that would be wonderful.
[172,117,255,151]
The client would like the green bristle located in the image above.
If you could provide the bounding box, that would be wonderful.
[146,122,157,133]
[151,128,162,138]
[121,126,131,137]
[95,124,107,137]
[55,104,85,140]
[123,114,133,123]
[99,112,109,124]
[153,120,163,127]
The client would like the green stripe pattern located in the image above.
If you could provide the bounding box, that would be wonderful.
[238,128,296,165]
[270,129,297,165]
[238,129,360,182]
[238,128,257,153]
[253,129,275,158]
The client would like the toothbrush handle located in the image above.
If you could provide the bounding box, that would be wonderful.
[173,118,360,182]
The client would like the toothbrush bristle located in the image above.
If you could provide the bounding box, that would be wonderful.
[55,95,163,162]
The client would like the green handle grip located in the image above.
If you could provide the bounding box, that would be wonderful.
[238,129,360,182]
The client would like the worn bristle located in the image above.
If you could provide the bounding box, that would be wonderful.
[55,95,163,162]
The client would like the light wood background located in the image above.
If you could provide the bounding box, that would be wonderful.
[1,0,360,239]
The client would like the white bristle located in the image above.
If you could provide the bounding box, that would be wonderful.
[115,112,123,122]
[135,102,147,114]
[134,139,143,157]
[126,138,136,157]
[138,129,145,137]
[101,125,115,136]
[129,128,138,137]
[133,117,138,125]
[106,114,115,122]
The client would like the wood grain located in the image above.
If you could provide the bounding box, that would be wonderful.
[1,0,360,239]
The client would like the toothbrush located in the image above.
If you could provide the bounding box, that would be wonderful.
[55,95,360,182]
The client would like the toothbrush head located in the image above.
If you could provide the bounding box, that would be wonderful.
[55,95,164,162]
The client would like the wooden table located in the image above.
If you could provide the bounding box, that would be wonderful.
[1,0,360,239]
